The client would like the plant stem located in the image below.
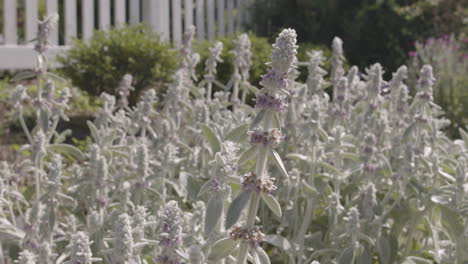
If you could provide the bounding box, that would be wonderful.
[296,199,314,264]
[237,113,272,264]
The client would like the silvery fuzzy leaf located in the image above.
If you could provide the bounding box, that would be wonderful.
[205,194,224,235]
[431,195,451,205]
[10,70,36,82]
[377,234,397,264]
[270,149,289,179]
[0,218,25,245]
[187,176,205,201]
[47,144,85,161]
[318,161,341,175]
[356,246,372,264]
[264,235,291,251]
[440,205,464,238]
[166,179,185,197]
[39,109,49,133]
[261,193,282,217]
[459,128,468,148]
[318,127,329,142]
[198,179,214,197]
[437,169,455,182]
[208,237,239,261]
[342,152,361,162]
[285,153,308,161]
[226,190,251,229]
[87,121,100,144]
[215,152,227,167]
[273,112,281,130]
[238,146,258,166]
[201,123,221,154]
[402,256,434,264]
[301,180,318,196]
[225,123,249,143]
[250,110,265,130]
[337,247,354,264]
[255,247,270,264]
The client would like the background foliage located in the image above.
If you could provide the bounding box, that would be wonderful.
[249,0,467,77]
[57,25,178,105]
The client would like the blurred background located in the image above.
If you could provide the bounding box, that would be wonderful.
[0,0,466,160]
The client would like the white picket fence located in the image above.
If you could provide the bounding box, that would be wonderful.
[0,0,252,70]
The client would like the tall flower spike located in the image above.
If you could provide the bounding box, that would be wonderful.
[35,13,59,54]
[157,200,184,264]
[260,29,298,95]
[331,37,345,85]
[64,232,101,264]
[111,214,134,263]
[16,250,37,264]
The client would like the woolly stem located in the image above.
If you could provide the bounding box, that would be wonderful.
[236,113,272,264]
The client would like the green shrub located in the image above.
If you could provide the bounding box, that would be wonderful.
[249,0,466,77]
[57,25,178,104]
[195,33,272,87]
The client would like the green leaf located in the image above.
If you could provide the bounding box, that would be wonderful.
[261,193,282,217]
[208,237,239,261]
[226,190,251,229]
[271,149,289,179]
[205,195,224,236]
[47,144,85,161]
[264,235,291,251]
[87,121,100,143]
[200,123,221,154]
[238,146,257,166]
[440,205,464,238]
[225,123,249,143]
[337,247,354,264]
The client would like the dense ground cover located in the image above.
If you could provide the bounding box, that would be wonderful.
[0,15,467,264]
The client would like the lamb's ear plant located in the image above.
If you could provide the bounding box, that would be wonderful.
[228,34,254,106]
[221,28,297,264]
[1,12,468,264]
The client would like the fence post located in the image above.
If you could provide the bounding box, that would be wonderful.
[130,0,141,24]
[4,0,17,44]
[82,0,94,41]
[196,0,205,41]
[172,0,183,45]
[184,0,194,29]
[115,0,126,27]
[236,0,244,32]
[99,0,111,30]
[46,0,59,44]
[25,0,38,44]
[207,0,215,41]
[217,0,225,37]
[64,0,77,45]
[227,0,234,36]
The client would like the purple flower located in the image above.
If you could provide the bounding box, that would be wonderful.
[408,51,417,57]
